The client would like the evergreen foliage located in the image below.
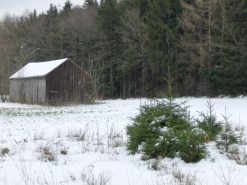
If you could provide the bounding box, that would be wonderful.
[216,112,239,152]
[0,0,247,98]
[145,0,182,96]
[197,101,223,141]
[83,0,98,8]
[98,0,123,97]
[127,99,241,163]
[61,0,72,14]
[127,99,207,163]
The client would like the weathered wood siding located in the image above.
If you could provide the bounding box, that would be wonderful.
[46,60,90,105]
[9,78,46,104]
[9,59,91,105]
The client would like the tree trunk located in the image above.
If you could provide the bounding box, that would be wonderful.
[208,0,212,70]
[141,57,147,97]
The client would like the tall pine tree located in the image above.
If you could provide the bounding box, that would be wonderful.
[98,0,123,97]
[145,0,182,97]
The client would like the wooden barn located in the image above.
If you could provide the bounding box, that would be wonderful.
[9,58,92,105]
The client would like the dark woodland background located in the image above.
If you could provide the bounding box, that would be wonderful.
[0,0,246,99]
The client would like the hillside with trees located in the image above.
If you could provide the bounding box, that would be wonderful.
[0,0,246,99]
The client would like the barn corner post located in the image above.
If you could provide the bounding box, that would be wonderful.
[0,57,9,102]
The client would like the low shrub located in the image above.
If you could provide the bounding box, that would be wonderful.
[127,99,207,163]
[39,146,57,162]
[197,100,222,141]
[177,128,207,163]
[216,114,239,152]
[60,148,68,155]
[0,147,10,156]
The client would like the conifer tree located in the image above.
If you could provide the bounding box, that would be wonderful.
[145,0,182,97]
[209,0,247,95]
[98,0,123,97]
[61,0,72,15]
[83,0,98,8]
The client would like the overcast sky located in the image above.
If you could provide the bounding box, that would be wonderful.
[0,0,86,18]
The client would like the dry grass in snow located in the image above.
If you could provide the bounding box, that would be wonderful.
[0,98,247,185]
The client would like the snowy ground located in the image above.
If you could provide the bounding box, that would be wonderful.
[0,98,247,185]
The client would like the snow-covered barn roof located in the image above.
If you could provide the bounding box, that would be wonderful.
[9,58,68,79]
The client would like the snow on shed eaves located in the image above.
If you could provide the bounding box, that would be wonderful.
[9,58,68,79]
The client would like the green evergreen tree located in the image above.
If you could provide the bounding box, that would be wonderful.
[209,0,247,95]
[61,0,72,15]
[145,0,182,97]
[83,0,98,8]
[98,0,123,97]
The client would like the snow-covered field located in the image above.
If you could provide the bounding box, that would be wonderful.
[0,98,247,185]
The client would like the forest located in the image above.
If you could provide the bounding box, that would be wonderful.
[0,0,246,99]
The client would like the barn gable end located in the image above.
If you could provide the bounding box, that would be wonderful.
[46,60,91,104]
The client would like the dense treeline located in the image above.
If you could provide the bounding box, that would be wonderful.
[0,0,246,99]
